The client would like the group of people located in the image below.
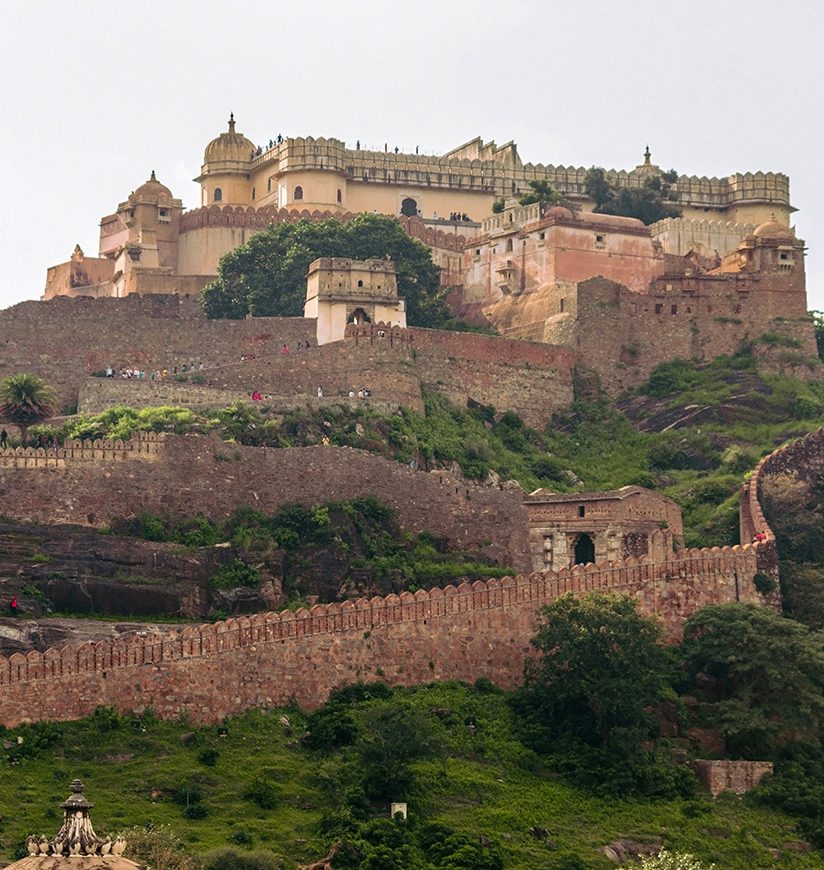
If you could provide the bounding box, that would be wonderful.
[449,212,472,222]
[34,433,60,449]
[105,362,207,381]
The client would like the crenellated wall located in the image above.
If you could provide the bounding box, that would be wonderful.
[0,537,767,727]
[740,426,824,549]
[1,422,811,728]
[0,432,164,469]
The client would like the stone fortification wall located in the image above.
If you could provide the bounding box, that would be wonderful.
[105,326,574,428]
[740,427,824,548]
[0,435,529,571]
[0,295,316,409]
[0,538,766,727]
[562,277,816,396]
[177,207,466,284]
[0,432,163,469]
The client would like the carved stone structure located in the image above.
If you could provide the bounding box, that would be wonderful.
[305,257,406,344]
[7,779,138,868]
[524,486,684,572]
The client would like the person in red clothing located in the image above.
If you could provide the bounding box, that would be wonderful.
[9,596,19,616]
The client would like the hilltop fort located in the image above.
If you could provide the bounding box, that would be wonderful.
[41,116,817,392]
[0,118,820,726]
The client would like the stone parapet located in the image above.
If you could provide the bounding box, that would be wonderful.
[0,539,765,726]
[0,433,164,469]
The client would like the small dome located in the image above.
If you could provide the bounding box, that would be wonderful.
[753,219,793,240]
[204,113,255,165]
[546,205,574,220]
[133,171,172,201]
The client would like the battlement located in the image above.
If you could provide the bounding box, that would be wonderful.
[245,137,790,207]
[0,533,768,726]
[178,207,468,253]
[0,433,164,469]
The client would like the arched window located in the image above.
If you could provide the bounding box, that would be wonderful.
[505,238,513,252]
[337,188,342,203]
[294,186,303,200]
[213,187,223,202]
[349,307,371,325]
[400,197,417,217]
[357,280,364,287]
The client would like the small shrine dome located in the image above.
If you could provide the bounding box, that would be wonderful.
[752,219,794,240]
[6,780,143,869]
[132,171,172,203]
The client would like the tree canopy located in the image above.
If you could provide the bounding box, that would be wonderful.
[0,372,56,446]
[584,166,682,225]
[681,603,824,758]
[200,214,448,326]
[517,180,563,207]
[516,593,672,755]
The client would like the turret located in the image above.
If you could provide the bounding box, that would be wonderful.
[196,113,256,206]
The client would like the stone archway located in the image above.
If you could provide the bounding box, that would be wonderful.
[573,533,595,566]
[400,197,418,217]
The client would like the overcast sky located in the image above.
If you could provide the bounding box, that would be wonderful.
[2,0,823,311]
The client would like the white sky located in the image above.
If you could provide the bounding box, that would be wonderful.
[1,0,823,310]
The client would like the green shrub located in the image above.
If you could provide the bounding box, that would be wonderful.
[642,359,700,398]
[197,747,219,767]
[303,704,360,750]
[753,572,776,595]
[209,559,261,590]
[182,802,208,819]
[243,777,279,810]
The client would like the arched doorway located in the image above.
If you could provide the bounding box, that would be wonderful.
[349,307,371,325]
[573,533,595,566]
[400,197,418,217]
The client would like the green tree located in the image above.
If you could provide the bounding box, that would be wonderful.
[200,213,447,326]
[518,180,563,207]
[515,593,671,755]
[0,373,56,446]
[681,603,824,758]
[584,166,682,225]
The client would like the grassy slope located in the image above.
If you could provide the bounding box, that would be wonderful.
[0,684,818,868]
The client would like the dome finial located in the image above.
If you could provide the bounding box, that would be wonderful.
[150,170,156,181]
[643,144,651,165]
[228,112,235,133]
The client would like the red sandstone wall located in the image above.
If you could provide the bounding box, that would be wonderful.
[0,542,764,728]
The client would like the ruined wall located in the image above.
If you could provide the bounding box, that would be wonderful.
[690,760,774,796]
[0,541,767,727]
[740,427,824,548]
[0,435,529,571]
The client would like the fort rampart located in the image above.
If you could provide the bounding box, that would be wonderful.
[0,297,573,428]
[0,540,766,727]
[740,426,824,547]
[0,423,809,727]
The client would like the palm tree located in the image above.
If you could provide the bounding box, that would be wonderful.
[0,373,56,447]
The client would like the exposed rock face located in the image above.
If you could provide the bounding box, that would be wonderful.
[0,520,284,634]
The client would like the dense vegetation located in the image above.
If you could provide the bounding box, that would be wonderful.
[584,166,681,225]
[199,214,453,327]
[124,496,511,604]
